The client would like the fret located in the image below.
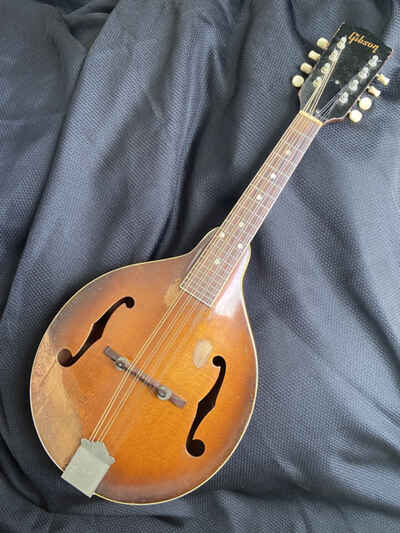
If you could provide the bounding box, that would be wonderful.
[180,286,213,307]
[191,258,235,280]
[188,264,228,283]
[262,163,293,175]
[184,273,222,295]
[291,127,314,141]
[229,201,268,225]
[271,152,299,164]
[181,113,321,304]
[257,175,284,189]
[257,177,283,191]
[250,185,277,200]
[257,172,282,185]
[191,235,250,273]
[282,140,305,153]
[182,246,244,288]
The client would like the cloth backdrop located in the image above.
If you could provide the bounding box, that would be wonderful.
[1,0,400,531]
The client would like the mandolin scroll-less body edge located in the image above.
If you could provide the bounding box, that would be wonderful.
[30,23,392,505]
[30,229,258,504]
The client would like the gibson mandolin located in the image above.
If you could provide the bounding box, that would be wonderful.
[30,23,392,504]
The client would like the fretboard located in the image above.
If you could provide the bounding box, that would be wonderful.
[180,111,322,306]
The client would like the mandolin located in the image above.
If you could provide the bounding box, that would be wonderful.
[30,23,392,505]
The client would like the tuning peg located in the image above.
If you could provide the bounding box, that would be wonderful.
[358,96,372,111]
[316,37,329,50]
[376,73,390,86]
[308,50,321,62]
[349,109,362,122]
[292,74,305,88]
[300,62,313,74]
[367,86,381,98]
[349,109,363,123]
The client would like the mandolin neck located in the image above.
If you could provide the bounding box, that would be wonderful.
[180,111,322,306]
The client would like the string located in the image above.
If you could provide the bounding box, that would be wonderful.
[91,114,319,442]
[92,114,320,442]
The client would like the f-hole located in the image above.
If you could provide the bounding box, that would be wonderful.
[186,356,226,457]
[57,296,134,367]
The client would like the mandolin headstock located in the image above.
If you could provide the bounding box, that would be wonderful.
[292,23,392,124]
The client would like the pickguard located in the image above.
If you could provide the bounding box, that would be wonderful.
[186,356,226,457]
[57,296,134,367]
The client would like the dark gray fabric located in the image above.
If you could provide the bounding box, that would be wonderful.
[1,0,400,531]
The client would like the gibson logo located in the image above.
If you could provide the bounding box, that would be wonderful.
[348,32,379,53]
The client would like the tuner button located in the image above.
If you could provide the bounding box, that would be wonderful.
[349,109,363,123]
[348,79,359,92]
[292,74,305,88]
[358,96,372,111]
[308,50,321,62]
[316,37,329,50]
[337,36,347,50]
[376,73,390,86]
[300,62,313,74]
[367,86,381,98]
[358,67,369,80]
[368,55,379,68]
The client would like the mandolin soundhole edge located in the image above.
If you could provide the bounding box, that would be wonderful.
[57,296,134,367]
[186,355,226,457]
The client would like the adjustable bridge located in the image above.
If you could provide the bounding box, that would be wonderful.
[103,346,186,409]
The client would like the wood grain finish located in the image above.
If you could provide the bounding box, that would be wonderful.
[30,230,258,504]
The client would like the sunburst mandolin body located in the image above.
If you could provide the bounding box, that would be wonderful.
[30,229,258,504]
[30,22,392,505]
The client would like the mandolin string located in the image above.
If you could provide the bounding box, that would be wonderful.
[94,114,318,441]
[96,114,318,441]
[93,114,317,442]
[97,120,319,443]
[98,117,319,442]
[92,115,310,441]
[90,115,305,441]
[94,44,333,439]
